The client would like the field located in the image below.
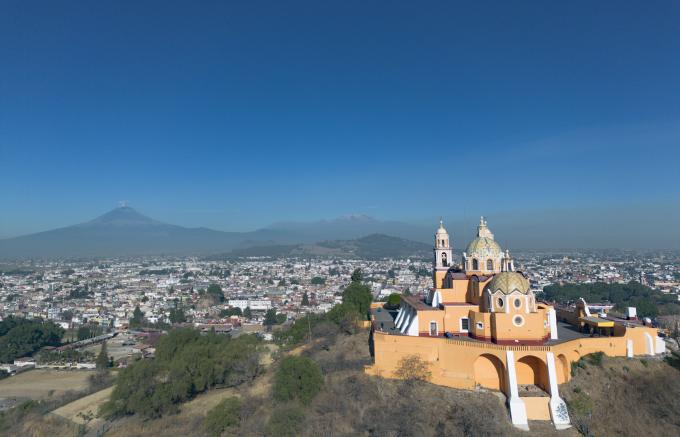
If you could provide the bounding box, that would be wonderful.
[0,369,92,401]
[51,386,114,424]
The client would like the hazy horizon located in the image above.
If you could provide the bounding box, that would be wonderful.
[2,2,679,248]
[2,202,679,250]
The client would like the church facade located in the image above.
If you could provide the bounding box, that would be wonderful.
[367,218,665,430]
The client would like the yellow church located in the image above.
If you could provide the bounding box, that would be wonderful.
[367,217,665,430]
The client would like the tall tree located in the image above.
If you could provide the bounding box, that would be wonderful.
[130,306,144,327]
[96,341,110,371]
[169,308,186,324]
[301,292,310,307]
[351,268,363,283]
[243,307,253,319]
[264,309,278,326]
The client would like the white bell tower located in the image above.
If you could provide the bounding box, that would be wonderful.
[434,219,453,269]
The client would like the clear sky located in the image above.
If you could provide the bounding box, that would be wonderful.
[1,1,679,238]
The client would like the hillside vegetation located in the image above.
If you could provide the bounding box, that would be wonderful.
[0,316,64,363]
[101,329,262,419]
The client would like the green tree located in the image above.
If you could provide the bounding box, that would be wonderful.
[351,268,363,283]
[102,330,261,419]
[311,276,326,285]
[77,325,92,341]
[243,307,253,319]
[264,309,279,326]
[265,404,305,437]
[386,293,401,309]
[301,292,310,306]
[0,317,64,363]
[203,396,241,437]
[206,284,225,303]
[129,306,144,327]
[96,341,110,372]
[220,307,242,317]
[169,308,186,324]
[273,356,323,405]
[342,282,373,316]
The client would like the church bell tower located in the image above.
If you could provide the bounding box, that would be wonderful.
[434,219,453,288]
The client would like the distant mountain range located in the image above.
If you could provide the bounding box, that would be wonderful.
[0,207,431,259]
[208,234,431,260]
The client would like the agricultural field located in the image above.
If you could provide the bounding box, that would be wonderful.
[0,369,92,402]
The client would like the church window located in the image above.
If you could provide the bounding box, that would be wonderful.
[476,322,484,330]
[442,252,448,266]
[430,321,438,336]
[460,318,469,332]
[513,315,524,327]
[472,259,479,270]
[514,298,521,309]
[497,297,504,308]
[486,259,493,270]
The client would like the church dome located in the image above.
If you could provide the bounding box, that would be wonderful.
[484,272,530,295]
[465,236,502,259]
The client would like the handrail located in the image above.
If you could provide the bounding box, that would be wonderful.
[444,338,552,352]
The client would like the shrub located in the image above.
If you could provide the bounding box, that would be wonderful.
[204,396,241,437]
[273,356,323,405]
[571,358,587,376]
[567,390,593,416]
[395,354,431,382]
[265,404,305,437]
[385,293,402,309]
[587,352,604,367]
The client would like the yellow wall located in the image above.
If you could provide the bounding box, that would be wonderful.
[367,324,660,396]
[491,311,547,343]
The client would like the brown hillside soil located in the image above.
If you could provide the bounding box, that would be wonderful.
[562,354,680,436]
[18,332,680,437]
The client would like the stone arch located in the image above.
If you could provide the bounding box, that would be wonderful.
[555,354,569,384]
[516,355,548,391]
[486,259,493,271]
[472,258,479,270]
[473,353,505,391]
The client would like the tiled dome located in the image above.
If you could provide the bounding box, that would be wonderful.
[484,272,530,295]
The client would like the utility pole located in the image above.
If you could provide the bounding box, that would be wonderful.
[307,310,312,344]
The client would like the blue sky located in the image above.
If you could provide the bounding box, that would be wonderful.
[1,1,679,238]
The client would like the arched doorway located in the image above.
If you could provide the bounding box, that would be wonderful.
[555,354,569,384]
[473,353,505,391]
[516,355,548,391]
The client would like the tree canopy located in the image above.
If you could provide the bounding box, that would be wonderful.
[311,276,326,285]
[351,268,363,283]
[129,306,145,328]
[273,356,323,405]
[102,329,261,419]
[206,284,225,303]
[0,316,64,363]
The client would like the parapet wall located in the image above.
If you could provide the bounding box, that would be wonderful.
[367,324,662,392]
